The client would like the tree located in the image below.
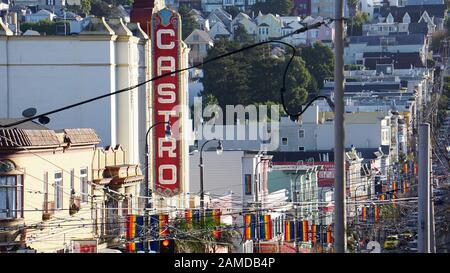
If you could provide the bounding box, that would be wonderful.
[233,24,255,45]
[179,5,200,40]
[225,6,241,18]
[90,0,114,17]
[299,42,334,91]
[347,11,369,36]
[202,39,313,112]
[81,0,91,16]
[252,0,294,16]
[20,19,69,35]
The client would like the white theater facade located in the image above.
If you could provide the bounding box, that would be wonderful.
[0,0,191,216]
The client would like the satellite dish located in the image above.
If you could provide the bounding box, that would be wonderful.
[38,116,50,125]
[22,108,37,118]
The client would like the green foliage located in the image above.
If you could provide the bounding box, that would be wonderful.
[225,6,241,18]
[233,24,255,45]
[90,0,115,17]
[347,11,369,36]
[173,217,237,253]
[81,0,91,16]
[252,0,294,16]
[299,42,334,90]
[431,31,448,53]
[179,5,200,40]
[202,39,314,113]
[20,19,69,35]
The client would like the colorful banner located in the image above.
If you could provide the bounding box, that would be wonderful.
[244,214,256,240]
[361,207,367,221]
[302,220,309,242]
[311,224,317,246]
[192,209,200,224]
[326,226,333,244]
[126,215,144,240]
[126,215,136,240]
[185,209,192,224]
[284,220,294,242]
[392,181,397,208]
[259,215,272,240]
[403,180,407,193]
[213,209,221,224]
[126,242,144,252]
[375,206,380,222]
[160,214,169,235]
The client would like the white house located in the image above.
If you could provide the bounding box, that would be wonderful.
[25,9,56,23]
[208,20,231,39]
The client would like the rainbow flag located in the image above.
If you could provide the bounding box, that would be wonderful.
[403,180,407,193]
[403,163,408,173]
[126,242,144,253]
[192,209,200,224]
[326,226,333,244]
[264,215,272,240]
[375,206,380,222]
[284,220,294,242]
[205,209,213,222]
[244,214,256,240]
[159,214,169,235]
[213,209,221,224]
[392,182,397,208]
[259,215,272,240]
[414,162,417,175]
[297,220,302,241]
[302,220,309,242]
[185,209,193,224]
[311,224,317,246]
[361,207,367,221]
[126,215,136,240]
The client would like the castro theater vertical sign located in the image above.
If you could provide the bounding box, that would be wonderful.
[151,8,183,197]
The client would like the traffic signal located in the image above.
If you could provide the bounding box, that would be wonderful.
[159,239,175,253]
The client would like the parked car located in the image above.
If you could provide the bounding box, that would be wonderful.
[384,235,400,250]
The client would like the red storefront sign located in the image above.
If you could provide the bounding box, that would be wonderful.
[151,9,183,196]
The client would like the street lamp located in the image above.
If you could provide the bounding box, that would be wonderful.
[253,154,272,253]
[199,138,223,224]
[145,121,172,209]
[144,121,171,251]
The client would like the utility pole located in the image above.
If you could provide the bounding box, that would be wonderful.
[418,123,431,253]
[334,0,346,253]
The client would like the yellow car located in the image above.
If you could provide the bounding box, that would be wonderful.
[384,235,400,250]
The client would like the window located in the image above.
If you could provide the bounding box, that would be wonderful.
[80,168,88,203]
[70,169,75,193]
[244,174,252,195]
[0,175,23,219]
[299,129,305,138]
[298,146,305,151]
[282,137,288,145]
[54,172,63,209]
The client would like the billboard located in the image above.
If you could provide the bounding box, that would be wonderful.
[151,8,183,196]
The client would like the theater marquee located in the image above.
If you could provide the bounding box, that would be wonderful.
[151,8,183,196]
